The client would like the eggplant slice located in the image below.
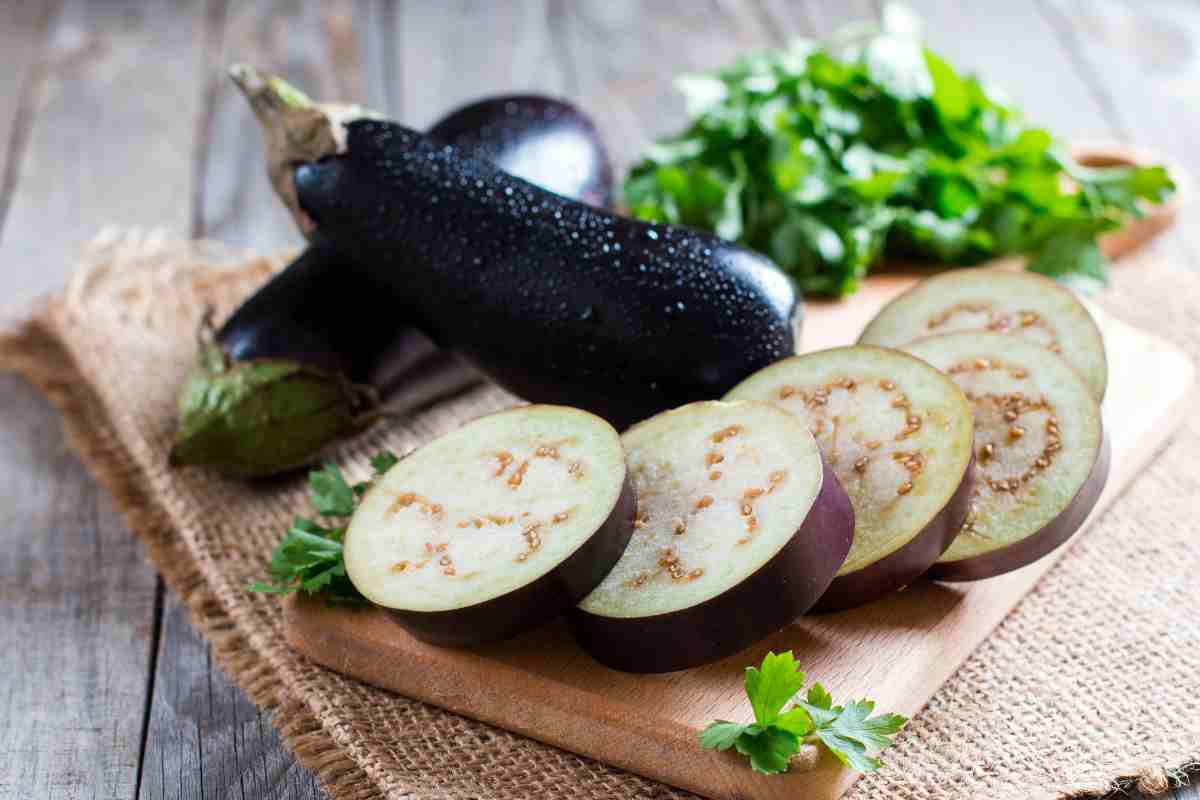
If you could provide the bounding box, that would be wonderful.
[858,270,1108,401]
[571,401,854,673]
[726,346,975,610]
[344,405,634,646]
[903,332,1109,581]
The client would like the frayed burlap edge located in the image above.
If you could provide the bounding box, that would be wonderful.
[1056,762,1198,800]
[0,315,382,800]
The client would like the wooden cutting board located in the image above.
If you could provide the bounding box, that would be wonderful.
[283,147,1194,800]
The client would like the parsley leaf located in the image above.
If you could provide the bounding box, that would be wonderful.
[250,451,399,604]
[699,721,754,751]
[370,450,400,474]
[700,651,906,776]
[735,727,802,775]
[623,11,1174,296]
[309,463,356,517]
[745,650,808,726]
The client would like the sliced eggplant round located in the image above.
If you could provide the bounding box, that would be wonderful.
[343,405,635,646]
[570,401,854,673]
[858,270,1107,401]
[903,332,1110,581]
[725,346,975,611]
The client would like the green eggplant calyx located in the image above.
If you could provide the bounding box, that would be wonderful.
[228,63,379,236]
[170,351,372,479]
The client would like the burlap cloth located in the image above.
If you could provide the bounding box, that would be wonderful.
[2,228,1198,800]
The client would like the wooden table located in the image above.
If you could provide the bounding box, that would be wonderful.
[1,2,1196,799]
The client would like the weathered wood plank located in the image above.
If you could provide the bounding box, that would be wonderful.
[0,373,159,800]
[0,1,206,799]
[137,2,360,799]
[137,595,324,800]
[0,0,207,308]
[199,0,362,251]
[391,0,568,124]
[554,0,775,173]
[759,0,878,38]
[0,1,50,229]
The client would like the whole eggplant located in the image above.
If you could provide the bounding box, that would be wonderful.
[171,77,615,477]
[233,67,802,430]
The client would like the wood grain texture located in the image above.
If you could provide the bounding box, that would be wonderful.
[0,371,159,800]
[285,282,1195,800]
[553,0,776,171]
[0,1,201,799]
[392,0,568,125]
[135,3,359,799]
[0,0,206,310]
[199,0,361,251]
[0,0,51,230]
[760,0,879,38]
[138,595,324,800]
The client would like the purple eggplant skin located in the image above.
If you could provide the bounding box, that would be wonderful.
[427,95,613,209]
[926,431,1111,582]
[216,236,395,380]
[385,474,638,648]
[172,94,616,477]
[567,456,853,674]
[813,452,975,613]
[291,121,801,430]
[219,96,615,379]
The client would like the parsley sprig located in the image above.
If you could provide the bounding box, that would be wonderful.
[249,451,400,603]
[624,8,1174,296]
[701,651,906,775]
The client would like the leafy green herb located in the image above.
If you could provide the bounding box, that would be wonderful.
[700,651,906,775]
[624,9,1174,297]
[249,451,399,603]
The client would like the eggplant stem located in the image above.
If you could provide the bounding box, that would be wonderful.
[228,63,378,236]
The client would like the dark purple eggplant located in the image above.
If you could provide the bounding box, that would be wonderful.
[231,67,801,431]
[426,94,613,209]
[171,76,615,477]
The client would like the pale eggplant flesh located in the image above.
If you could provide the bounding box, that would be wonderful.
[570,401,853,673]
[903,331,1109,581]
[725,346,976,611]
[858,269,1108,401]
[343,405,636,646]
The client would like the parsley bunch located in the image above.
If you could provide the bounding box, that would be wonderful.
[250,451,399,603]
[624,10,1174,297]
[701,651,906,774]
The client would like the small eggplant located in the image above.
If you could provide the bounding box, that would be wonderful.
[234,67,802,431]
[172,76,615,477]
